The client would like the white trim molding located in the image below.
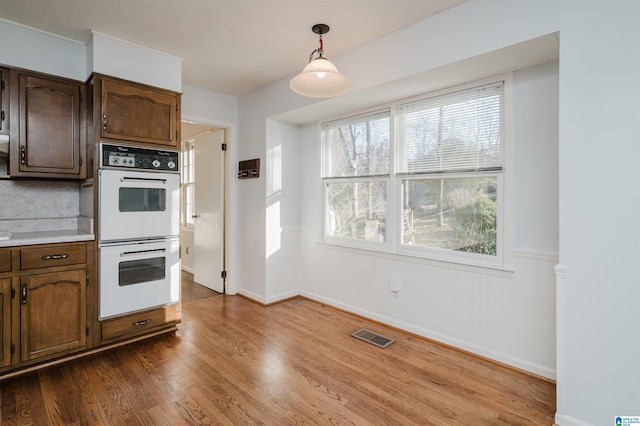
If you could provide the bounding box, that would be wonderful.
[554,264,569,425]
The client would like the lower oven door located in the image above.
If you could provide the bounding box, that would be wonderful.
[99,238,180,320]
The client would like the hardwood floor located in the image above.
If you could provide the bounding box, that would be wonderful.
[0,296,555,425]
[181,270,220,303]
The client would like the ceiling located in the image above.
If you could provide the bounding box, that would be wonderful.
[0,0,468,96]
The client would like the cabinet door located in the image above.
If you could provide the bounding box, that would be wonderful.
[0,68,8,136]
[100,77,180,147]
[0,250,11,273]
[0,278,11,368]
[10,70,85,178]
[20,269,86,362]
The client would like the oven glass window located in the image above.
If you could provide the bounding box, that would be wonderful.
[119,188,166,212]
[119,257,166,286]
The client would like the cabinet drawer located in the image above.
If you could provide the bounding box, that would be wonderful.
[101,304,180,342]
[20,244,86,270]
[0,251,11,273]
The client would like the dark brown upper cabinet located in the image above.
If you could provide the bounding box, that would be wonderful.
[94,74,180,148]
[9,69,86,179]
[0,68,8,137]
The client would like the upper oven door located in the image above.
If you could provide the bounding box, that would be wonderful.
[99,169,180,242]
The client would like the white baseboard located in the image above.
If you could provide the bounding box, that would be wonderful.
[555,413,594,426]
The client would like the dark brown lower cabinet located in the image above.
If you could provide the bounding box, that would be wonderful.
[19,269,86,362]
[0,278,11,368]
[0,242,92,374]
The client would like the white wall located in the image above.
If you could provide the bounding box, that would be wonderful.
[512,61,559,253]
[182,84,237,125]
[556,3,640,425]
[89,31,182,92]
[180,227,194,273]
[0,19,86,81]
[264,119,303,302]
[237,1,640,425]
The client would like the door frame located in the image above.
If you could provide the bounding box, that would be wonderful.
[181,114,237,295]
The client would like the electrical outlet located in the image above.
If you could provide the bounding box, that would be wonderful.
[389,277,402,297]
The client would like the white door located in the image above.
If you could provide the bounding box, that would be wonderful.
[193,129,225,292]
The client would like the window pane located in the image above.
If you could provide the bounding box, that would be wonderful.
[185,183,195,226]
[323,110,390,177]
[181,141,196,227]
[402,177,497,255]
[397,83,503,174]
[326,181,387,242]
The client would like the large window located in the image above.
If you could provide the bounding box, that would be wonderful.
[321,80,507,266]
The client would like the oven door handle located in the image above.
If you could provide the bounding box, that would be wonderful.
[120,177,167,184]
[120,248,167,257]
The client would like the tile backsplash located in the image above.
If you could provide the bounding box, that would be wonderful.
[0,180,86,233]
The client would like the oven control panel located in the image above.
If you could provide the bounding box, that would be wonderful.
[100,143,179,172]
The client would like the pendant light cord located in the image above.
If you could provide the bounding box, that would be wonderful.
[308,34,325,62]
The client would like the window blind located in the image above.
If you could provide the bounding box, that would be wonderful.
[322,109,391,178]
[396,82,503,174]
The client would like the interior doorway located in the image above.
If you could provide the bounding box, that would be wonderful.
[180,120,227,293]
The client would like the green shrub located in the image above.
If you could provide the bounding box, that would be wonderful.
[453,196,497,255]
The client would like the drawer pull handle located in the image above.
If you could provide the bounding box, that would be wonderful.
[132,319,152,327]
[41,254,69,260]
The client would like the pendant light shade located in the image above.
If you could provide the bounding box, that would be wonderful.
[290,24,351,98]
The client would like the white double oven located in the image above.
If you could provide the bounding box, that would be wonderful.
[98,143,180,320]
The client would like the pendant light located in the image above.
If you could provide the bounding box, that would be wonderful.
[289,24,351,98]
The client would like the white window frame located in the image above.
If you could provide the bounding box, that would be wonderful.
[321,109,392,251]
[181,140,196,228]
[320,75,513,271]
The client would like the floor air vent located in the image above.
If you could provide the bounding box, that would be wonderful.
[351,329,395,348]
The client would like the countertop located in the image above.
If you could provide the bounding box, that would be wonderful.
[0,230,95,248]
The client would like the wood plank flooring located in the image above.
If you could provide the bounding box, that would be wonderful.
[181,270,220,304]
[0,295,555,425]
